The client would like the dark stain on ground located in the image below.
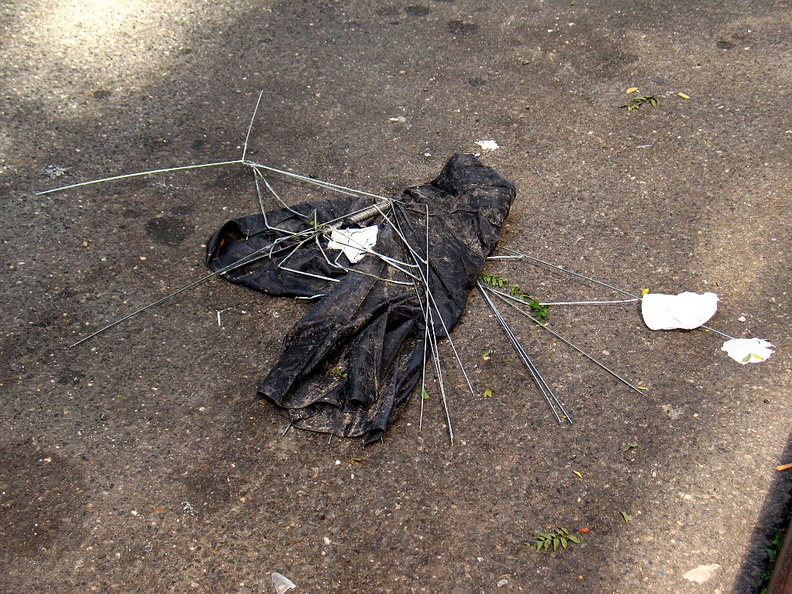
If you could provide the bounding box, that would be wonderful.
[144,216,192,245]
[405,5,431,17]
[57,368,86,386]
[447,19,479,35]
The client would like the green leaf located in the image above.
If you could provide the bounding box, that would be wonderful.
[483,388,494,398]
[480,273,508,288]
[621,511,631,523]
[529,528,580,553]
[421,389,430,400]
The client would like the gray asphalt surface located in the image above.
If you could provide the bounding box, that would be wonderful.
[1,1,790,592]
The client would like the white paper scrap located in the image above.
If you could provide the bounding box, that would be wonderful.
[722,338,775,364]
[682,563,721,584]
[475,140,499,151]
[271,572,296,594]
[327,226,378,264]
[641,292,719,330]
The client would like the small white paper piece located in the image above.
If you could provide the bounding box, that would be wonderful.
[271,572,296,593]
[682,563,721,584]
[641,291,719,330]
[475,139,499,151]
[722,338,775,364]
[327,226,378,264]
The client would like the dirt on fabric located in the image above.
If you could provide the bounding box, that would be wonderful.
[1,1,790,592]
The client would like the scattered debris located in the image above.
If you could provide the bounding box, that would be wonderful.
[721,337,775,364]
[776,462,792,472]
[682,563,721,585]
[641,291,719,330]
[41,91,775,443]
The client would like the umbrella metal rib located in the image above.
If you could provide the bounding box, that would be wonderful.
[477,282,572,424]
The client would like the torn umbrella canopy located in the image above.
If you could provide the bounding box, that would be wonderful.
[206,154,516,444]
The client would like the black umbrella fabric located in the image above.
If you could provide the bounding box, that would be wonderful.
[206,154,516,443]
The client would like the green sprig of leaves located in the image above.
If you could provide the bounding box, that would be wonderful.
[761,528,785,582]
[527,527,580,552]
[620,95,660,112]
[480,273,508,288]
[479,274,550,322]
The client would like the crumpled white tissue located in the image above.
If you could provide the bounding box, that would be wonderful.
[641,291,719,330]
[721,338,775,364]
[475,139,500,151]
[328,226,378,264]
